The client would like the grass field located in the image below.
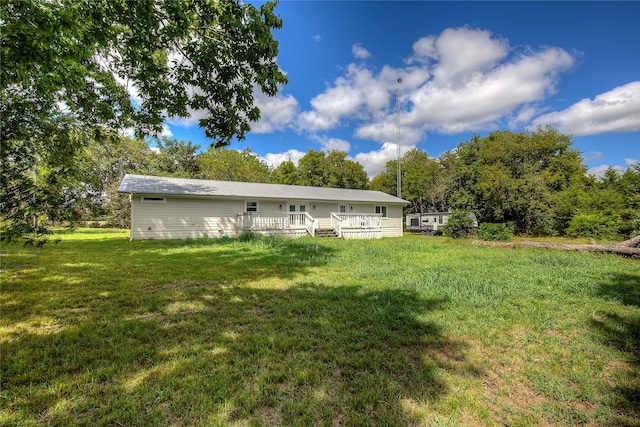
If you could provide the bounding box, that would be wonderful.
[1,229,638,426]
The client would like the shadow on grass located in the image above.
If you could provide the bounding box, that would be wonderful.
[2,286,461,425]
[592,272,640,425]
[0,236,335,324]
[2,237,472,425]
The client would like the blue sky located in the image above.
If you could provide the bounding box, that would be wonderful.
[166,1,640,178]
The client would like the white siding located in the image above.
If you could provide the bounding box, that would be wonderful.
[255,200,285,212]
[130,196,242,240]
[129,195,405,240]
[381,205,404,237]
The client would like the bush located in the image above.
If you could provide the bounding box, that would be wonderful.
[442,210,477,239]
[630,218,640,238]
[478,223,513,241]
[566,212,617,239]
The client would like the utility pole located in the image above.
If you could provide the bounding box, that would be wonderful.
[396,77,402,198]
[33,151,38,229]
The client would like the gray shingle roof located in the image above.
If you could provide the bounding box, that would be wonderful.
[118,174,408,204]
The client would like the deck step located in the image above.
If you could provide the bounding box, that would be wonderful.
[315,228,340,238]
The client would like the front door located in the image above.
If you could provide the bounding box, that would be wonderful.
[288,204,307,226]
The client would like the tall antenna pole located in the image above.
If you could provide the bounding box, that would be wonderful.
[396,77,402,198]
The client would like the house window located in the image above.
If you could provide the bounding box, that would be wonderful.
[339,205,347,213]
[141,196,166,203]
[375,206,388,218]
[245,201,258,212]
[289,204,307,212]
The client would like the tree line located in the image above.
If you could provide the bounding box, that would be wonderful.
[373,126,639,239]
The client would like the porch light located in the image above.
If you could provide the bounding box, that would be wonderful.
[313,205,316,210]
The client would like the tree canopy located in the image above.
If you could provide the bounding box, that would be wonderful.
[1,0,287,240]
[296,150,369,190]
[198,148,271,183]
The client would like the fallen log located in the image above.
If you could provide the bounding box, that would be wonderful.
[618,234,640,248]
[472,240,640,258]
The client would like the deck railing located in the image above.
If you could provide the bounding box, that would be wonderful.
[240,211,382,239]
[238,212,316,236]
[331,213,382,238]
[331,213,382,229]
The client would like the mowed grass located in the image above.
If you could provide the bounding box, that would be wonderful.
[1,230,638,426]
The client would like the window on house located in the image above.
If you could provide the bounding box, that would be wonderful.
[289,204,307,212]
[141,196,166,203]
[339,205,347,213]
[246,201,258,212]
[375,205,388,218]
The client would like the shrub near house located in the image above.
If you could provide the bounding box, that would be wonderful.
[478,223,514,241]
[442,210,477,238]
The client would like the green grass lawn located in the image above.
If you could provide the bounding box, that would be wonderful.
[1,229,638,426]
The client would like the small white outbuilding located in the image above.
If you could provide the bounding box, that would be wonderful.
[118,174,408,240]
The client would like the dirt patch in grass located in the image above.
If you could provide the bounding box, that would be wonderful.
[255,404,283,426]
[481,367,552,426]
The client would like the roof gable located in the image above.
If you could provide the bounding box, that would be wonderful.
[118,174,408,204]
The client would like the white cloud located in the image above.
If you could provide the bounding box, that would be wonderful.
[587,164,626,178]
[312,34,322,42]
[168,108,209,128]
[297,110,341,132]
[533,81,640,135]
[508,105,539,129]
[296,63,429,133]
[584,151,604,161]
[161,123,173,138]
[355,120,425,146]
[431,27,509,87]
[586,158,638,178]
[313,136,351,152]
[168,86,299,134]
[404,45,574,133]
[410,36,437,63]
[352,43,371,59]
[250,92,299,133]
[296,26,575,145]
[354,142,415,177]
[261,149,307,168]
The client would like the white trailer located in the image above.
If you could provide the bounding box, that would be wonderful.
[406,211,477,235]
[405,212,450,235]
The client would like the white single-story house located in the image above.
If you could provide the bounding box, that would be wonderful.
[118,174,409,240]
